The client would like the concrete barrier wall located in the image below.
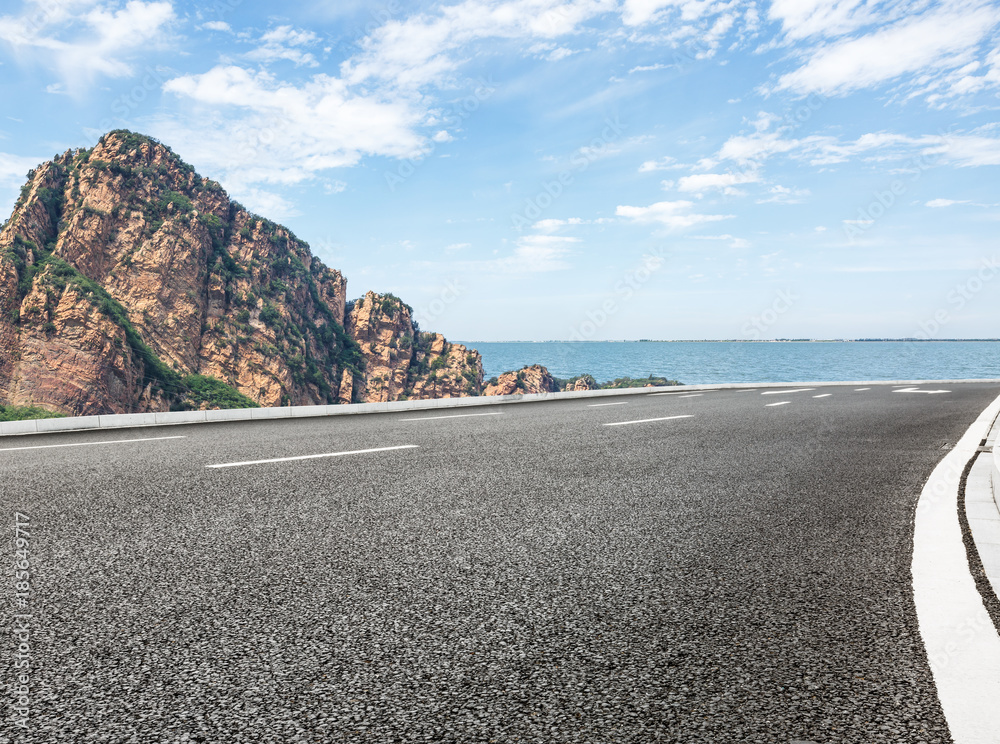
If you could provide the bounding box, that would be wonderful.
[3,378,1000,439]
[992,426,1000,513]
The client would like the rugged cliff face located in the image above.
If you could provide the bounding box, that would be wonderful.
[0,131,480,414]
[344,291,482,402]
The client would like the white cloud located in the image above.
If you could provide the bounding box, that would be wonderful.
[342,0,615,91]
[157,65,426,188]
[235,188,300,222]
[0,0,176,91]
[708,126,1000,171]
[691,233,750,248]
[676,170,759,195]
[928,133,1000,167]
[534,217,584,232]
[629,63,666,73]
[926,198,968,208]
[638,156,676,172]
[0,151,44,190]
[716,131,801,165]
[200,20,231,32]
[261,25,319,47]
[616,199,733,229]
[576,140,621,161]
[621,0,725,26]
[621,0,672,26]
[147,0,621,197]
[767,0,879,41]
[548,46,576,61]
[773,1,1000,97]
[246,25,321,67]
[490,234,577,272]
[756,184,810,204]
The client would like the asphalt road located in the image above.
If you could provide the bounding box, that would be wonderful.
[2,381,999,744]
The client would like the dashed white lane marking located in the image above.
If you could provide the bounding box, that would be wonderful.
[207,444,420,469]
[894,387,951,395]
[0,435,186,453]
[588,402,628,407]
[813,394,832,398]
[765,401,791,407]
[604,415,694,427]
[761,388,814,395]
[855,387,871,391]
[401,412,504,421]
[675,394,703,398]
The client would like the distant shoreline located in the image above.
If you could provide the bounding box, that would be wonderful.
[462,338,1000,344]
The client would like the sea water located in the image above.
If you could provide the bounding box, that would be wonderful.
[465,341,1000,385]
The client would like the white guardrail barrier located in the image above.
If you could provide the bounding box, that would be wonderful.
[992,427,1000,515]
[0,384,678,437]
[4,378,1000,439]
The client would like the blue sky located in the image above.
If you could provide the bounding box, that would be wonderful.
[1,0,999,341]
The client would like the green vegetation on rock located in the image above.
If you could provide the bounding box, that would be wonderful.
[181,375,259,409]
[0,405,66,422]
[599,375,681,389]
[552,374,599,390]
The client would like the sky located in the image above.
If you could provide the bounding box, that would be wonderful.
[1,0,999,341]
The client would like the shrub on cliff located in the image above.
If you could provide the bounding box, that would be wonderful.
[181,375,259,410]
[0,405,66,422]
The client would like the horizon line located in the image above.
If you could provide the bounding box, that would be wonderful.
[457,338,1000,344]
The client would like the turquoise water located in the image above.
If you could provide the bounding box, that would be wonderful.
[465,341,1000,384]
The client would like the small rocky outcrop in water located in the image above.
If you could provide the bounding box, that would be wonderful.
[561,374,598,391]
[482,364,559,396]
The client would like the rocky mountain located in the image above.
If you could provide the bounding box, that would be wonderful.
[342,291,482,402]
[0,131,482,415]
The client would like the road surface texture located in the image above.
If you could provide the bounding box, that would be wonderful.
[2,382,998,743]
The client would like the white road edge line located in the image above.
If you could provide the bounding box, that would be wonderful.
[675,394,703,398]
[761,388,814,395]
[401,412,504,421]
[588,402,628,407]
[207,444,419,469]
[649,391,711,396]
[604,415,694,427]
[0,435,186,453]
[765,401,791,407]
[813,394,832,398]
[912,391,1000,744]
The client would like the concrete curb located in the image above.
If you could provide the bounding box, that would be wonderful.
[3,378,999,439]
[912,390,1000,743]
[992,428,1000,519]
[970,414,1000,599]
